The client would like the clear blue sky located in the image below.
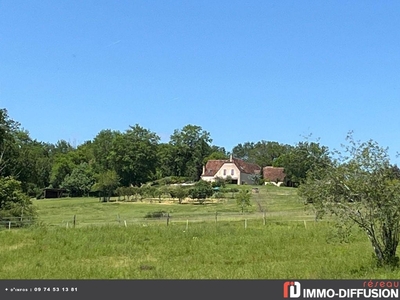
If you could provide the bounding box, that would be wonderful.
[1,1,399,162]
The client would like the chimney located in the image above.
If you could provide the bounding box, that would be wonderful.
[229,154,233,162]
[202,165,205,175]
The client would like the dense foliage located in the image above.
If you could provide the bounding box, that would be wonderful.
[299,134,400,267]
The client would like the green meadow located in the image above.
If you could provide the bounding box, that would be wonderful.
[1,185,399,279]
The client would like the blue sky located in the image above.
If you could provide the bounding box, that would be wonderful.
[1,1,400,162]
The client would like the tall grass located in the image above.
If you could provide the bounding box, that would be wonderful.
[1,185,399,279]
[1,220,399,279]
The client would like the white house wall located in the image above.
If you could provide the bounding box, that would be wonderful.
[201,176,215,182]
[201,162,258,185]
[214,163,241,181]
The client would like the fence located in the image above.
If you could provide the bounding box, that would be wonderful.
[0,216,34,230]
[55,211,316,229]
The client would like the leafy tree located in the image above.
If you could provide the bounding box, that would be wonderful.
[189,180,213,204]
[232,141,292,167]
[211,177,226,188]
[236,189,251,213]
[203,149,228,164]
[169,124,213,180]
[299,134,400,267]
[0,176,36,223]
[50,153,76,188]
[91,130,120,172]
[92,170,120,202]
[61,162,95,197]
[139,185,157,201]
[0,109,22,176]
[156,143,175,179]
[115,186,126,201]
[169,186,189,204]
[110,125,159,186]
[273,141,331,186]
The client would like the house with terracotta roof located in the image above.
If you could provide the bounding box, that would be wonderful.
[263,166,286,186]
[201,155,261,185]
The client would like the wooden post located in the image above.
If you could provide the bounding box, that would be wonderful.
[186,219,188,231]
[73,215,76,228]
[66,222,69,229]
[304,220,307,229]
[124,220,127,227]
[8,221,11,230]
[167,213,170,226]
[244,219,247,229]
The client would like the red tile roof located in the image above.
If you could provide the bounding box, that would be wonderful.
[202,157,261,176]
[202,160,227,176]
[263,166,286,181]
[232,158,261,175]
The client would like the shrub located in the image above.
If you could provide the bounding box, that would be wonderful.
[144,211,168,219]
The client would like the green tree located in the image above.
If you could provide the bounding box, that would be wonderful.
[61,162,95,197]
[169,186,189,204]
[236,189,251,213]
[92,170,120,202]
[299,134,400,267]
[169,124,213,180]
[232,140,292,170]
[50,153,76,188]
[110,125,159,186]
[156,143,175,179]
[91,130,120,172]
[273,141,330,186]
[0,109,22,176]
[0,176,36,223]
[189,180,213,204]
[203,150,228,165]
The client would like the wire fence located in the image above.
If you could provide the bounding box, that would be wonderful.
[0,216,34,229]
[53,211,317,229]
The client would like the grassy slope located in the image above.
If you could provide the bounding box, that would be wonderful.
[1,185,399,279]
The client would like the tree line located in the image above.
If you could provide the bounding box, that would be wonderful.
[0,108,328,199]
[2,107,400,268]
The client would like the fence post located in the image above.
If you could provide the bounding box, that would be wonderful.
[73,215,76,228]
[124,220,127,228]
[263,212,266,226]
[215,211,218,224]
[117,214,121,224]
[66,222,69,229]
[304,220,307,229]
[244,219,247,229]
[8,221,11,231]
[167,213,170,226]
[186,219,188,231]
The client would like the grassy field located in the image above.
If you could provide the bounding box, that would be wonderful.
[1,184,399,279]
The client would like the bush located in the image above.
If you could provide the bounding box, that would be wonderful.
[144,211,168,219]
[189,180,213,204]
[0,177,36,224]
[212,177,226,188]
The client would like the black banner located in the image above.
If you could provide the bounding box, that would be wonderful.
[0,280,399,300]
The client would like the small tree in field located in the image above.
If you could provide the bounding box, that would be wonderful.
[299,134,400,267]
[92,170,120,202]
[236,189,251,214]
[189,180,213,204]
[174,186,189,204]
[0,176,36,225]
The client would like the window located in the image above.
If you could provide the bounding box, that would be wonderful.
[223,169,226,176]
[231,169,234,176]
